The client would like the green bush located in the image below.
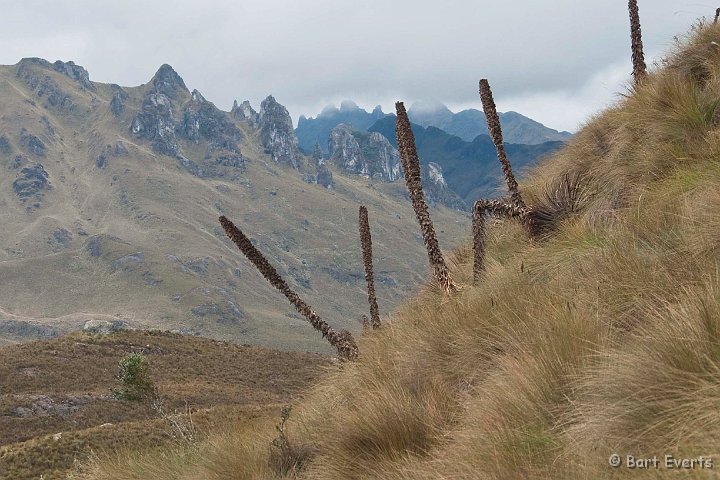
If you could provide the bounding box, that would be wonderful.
[112,353,155,402]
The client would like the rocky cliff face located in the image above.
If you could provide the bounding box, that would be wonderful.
[52,60,94,91]
[130,90,179,156]
[328,124,400,181]
[110,85,128,116]
[231,100,259,126]
[151,63,188,99]
[127,66,247,178]
[258,95,301,168]
[421,162,466,211]
[182,90,243,147]
[15,58,75,113]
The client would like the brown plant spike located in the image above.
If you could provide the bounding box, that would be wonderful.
[628,0,647,84]
[479,79,526,209]
[395,102,457,294]
[219,216,358,360]
[358,206,381,328]
[472,199,530,283]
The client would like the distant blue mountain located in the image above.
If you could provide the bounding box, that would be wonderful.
[407,101,573,145]
[296,101,390,153]
[368,115,564,204]
[296,100,572,156]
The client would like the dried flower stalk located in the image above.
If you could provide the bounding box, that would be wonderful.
[479,79,526,209]
[628,0,647,84]
[395,101,457,294]
[219,215,358,360]
[359,206,381,328]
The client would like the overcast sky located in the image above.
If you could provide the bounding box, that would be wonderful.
[0,1,712,133]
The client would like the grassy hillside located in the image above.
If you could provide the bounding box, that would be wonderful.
[65,17,720,480]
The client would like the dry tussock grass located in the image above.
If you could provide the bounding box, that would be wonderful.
[79,19,720,480]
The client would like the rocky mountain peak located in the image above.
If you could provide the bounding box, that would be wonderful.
[231,100,259,125]
[328,124,400,182]
[191,89,206,103]
[258,95,300,168]
[151,64,188,98]
[52,60,94,91]
[340,100,359,112]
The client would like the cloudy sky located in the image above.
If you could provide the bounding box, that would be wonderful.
[0,1,711,132]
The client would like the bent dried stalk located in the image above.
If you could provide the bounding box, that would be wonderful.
[628,0,647,84]
[395,101,457,294]
[359,206,381,328]
[219,215,358,360]
[479,79,526,209]
[472,199,530,283]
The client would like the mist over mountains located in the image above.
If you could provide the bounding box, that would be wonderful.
[296,100,572,154]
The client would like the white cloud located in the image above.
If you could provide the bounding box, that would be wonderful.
[0,0,710,133]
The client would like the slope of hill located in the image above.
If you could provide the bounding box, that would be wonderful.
[0,329,327,480]
[407,100,573,144]
[75,18,720,480]
[0,59,468,352]
[368,115,563,203]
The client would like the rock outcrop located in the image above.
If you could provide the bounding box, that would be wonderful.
[129,69,247,179]
[151,64,188,99]
[12,163,51,208]
[421,162,466,210]
[258,95,300,168]
[0,135,11,155]
[182,90,243,147]
[231,100,259,126]
[16,59,74,112]
[130,91,179,156]
[328,124,400,181]
[110,85,128,116]
[52,60,94,90]
[19,129,45,156]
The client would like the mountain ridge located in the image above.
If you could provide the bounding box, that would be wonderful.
[0,57,469,352]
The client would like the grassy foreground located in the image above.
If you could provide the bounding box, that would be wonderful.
[77,21,720,479]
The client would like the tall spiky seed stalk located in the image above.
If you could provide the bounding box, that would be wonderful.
[358,206,381,328]
[219,216,358,360]
[472,199,530,280]
[395,102,457,294]
[628,0,647,84]
[479,79,526,209]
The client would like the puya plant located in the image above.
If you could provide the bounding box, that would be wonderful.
[219,216,358,360]
[472,79,587,283]
[395,102,458,295]
[628,0,647,84]
[359,206,381,329]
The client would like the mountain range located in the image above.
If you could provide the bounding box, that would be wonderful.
[0,58,469,352]
[295,100,572,154]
